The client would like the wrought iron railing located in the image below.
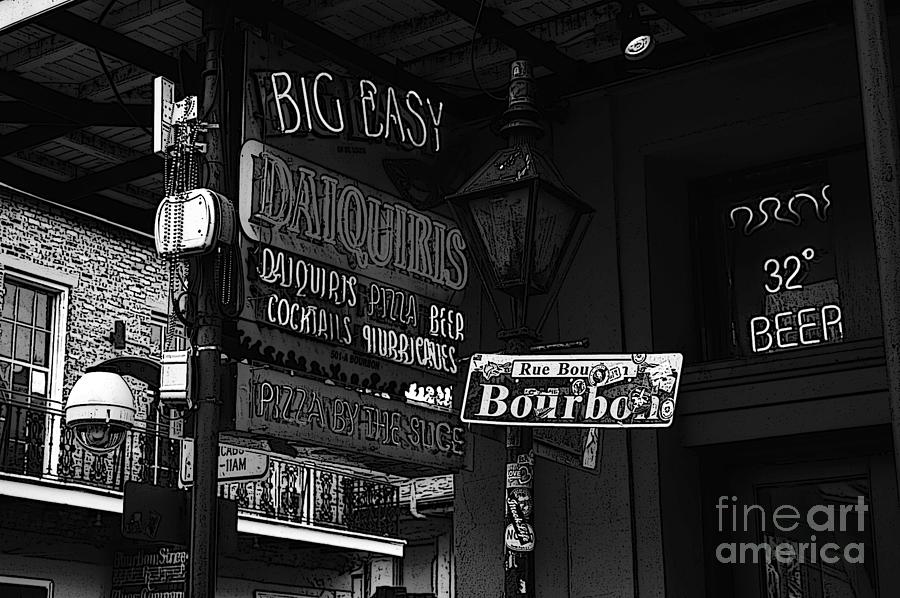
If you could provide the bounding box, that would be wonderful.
[219,459,400,537]
[0,397,179,491]
[0,398,400,538]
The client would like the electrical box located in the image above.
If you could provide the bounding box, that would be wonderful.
[154,188,235,257]
[159,350,192,409]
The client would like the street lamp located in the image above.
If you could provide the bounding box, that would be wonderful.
[447,59,594,598]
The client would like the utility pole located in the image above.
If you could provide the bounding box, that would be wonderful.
[189,4,231,597]
[852,0,900,503]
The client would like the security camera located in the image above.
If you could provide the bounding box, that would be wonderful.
[65,371,136,453]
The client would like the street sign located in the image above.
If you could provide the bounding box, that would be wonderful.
[460,353,683,427]
[179,439,270,485]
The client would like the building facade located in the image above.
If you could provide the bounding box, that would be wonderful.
[2,1,900,598]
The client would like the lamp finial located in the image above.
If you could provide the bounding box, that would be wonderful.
[501,59,543,145]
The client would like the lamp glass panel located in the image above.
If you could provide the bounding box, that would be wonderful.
[532,192,580,291]
[469,187,531,285]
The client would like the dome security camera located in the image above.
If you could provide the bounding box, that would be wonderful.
[64,371,136,453]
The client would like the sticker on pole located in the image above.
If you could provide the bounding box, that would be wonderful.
[180,439,270,485]
[460,353,683,427]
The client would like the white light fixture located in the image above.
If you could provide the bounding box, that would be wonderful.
[619,2,655,61]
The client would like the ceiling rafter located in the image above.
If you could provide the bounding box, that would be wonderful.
[56,130,145,163]
[399,2,623,82]
[0,0,188,73]
[0,70,151,127]
[7,149,160,207]
[38,9,181,81]
[0,101,152,126]
[0,158,157,231]
[196,0,467,115]
[461,0,850,116]
[78,42,202,100]
[429,0,582,77]
[0,125,82,157]
[643,0,723,50]
[65,155,163,200]
[352,10,461,56]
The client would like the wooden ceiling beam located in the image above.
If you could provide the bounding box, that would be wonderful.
[0,157,159,232]
[65,155,163,200]
[192,0,466,114]
[0,101,151,126]
[429,0,582,77]
[0,125,81,157]
[56,130,145,163]
[0,0,188,73]
[7,150,160,207]
[0,71,152,127]
[643,0,723,50]
[460,0,852,117]
[38,10,181,80]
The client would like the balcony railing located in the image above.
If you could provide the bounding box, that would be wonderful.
[0,398,400,538]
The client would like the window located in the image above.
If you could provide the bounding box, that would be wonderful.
[692,152,881,360]
[0,575,52,598]
[0,273,66,477]
[149,310,187,358]
[0,279,55,405]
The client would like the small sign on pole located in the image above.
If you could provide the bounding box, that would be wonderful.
[460,353,683,428]
[180,439,270,485]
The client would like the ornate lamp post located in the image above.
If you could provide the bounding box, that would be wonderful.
[447,59,594,598]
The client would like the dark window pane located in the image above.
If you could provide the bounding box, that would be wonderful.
[149,323,163,355]
[14,327,32,362]
[12,365,28,394]
[0,321,11,358]
[0,361,10,391]
[1,281,17,320]
[33,292,49,329]
[32,331,49,366]
[0,582,49,598]
[16,287,34,324]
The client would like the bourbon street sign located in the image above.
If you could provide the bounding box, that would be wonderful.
[460,353,683,427]
[234,363,470,475]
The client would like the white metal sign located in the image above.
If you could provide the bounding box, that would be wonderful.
[460,353,683,427]
[180,439,270,484]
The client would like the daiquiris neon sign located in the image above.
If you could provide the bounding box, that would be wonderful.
[243,144,468,293]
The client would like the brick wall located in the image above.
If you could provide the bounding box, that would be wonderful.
[0,188,168,413]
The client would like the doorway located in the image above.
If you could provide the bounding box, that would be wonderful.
[699,428,900,598]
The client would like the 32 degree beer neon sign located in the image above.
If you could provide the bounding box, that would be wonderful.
[726,183,844,354]
[748,246,842,353]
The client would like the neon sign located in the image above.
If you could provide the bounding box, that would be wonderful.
[258,70,444,154]
[242,142,468,293]
[726,183,843,354]
[238,140,469,387]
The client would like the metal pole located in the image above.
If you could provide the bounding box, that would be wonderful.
[500,59,541,598]
[503,330,536,598]
[189,5,228,597]
[852,0,900,502]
